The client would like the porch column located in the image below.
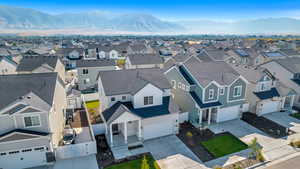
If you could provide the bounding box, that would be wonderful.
[110,123,113,146]
[198,109,202,124]
[291,95,295,108]
[208,108,212,125]
[124,122,128,144]
[138,120,142,140]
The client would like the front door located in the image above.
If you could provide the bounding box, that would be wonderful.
[112,123,119,135]
[284,96,292,109]
[202,109,209,122]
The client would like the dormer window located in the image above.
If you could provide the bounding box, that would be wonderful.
[24,115,40,127]
[111,97,116,102]
[208,89,214,99]
[144,96,153,105]
[233,86,242,97]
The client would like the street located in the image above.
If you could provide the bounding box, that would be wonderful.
[264,154,300,169]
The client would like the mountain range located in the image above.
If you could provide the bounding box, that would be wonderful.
[1,6,300,34]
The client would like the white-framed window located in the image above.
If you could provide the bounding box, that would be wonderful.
[122,96,126,100]
[178,82,182,89]
[144,96,153,105]
[83,78,90,84]
[82,69,88,74]
[208,89,214,99]
[233,86,242,97]
[24,115,40,127]
[181,84,185,91]
[220,87,225,95]
[186,85,190,92]
[171,80,176,89]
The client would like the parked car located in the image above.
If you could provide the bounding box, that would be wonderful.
[63,127,76,145]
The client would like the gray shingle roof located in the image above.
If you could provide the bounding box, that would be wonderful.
[0,73,60,111]
[127,53,163,65]
[183,56,240,87]
[274,58,300,74]
[76,59,115,68]
[98,68,171,96]
[17,55,59,72]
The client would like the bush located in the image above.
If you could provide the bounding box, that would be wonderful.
[186,131,193,138]
[213,165,223,169]
[290,140,300,148]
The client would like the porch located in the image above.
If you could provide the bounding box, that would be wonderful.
[108,119,143,148]
[199,107,219,127]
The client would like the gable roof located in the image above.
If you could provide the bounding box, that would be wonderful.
[76,59,115,68]
[98,68,171,96]
[127,53,163,65]
[0,129,49,143]
[0,73,60,111]
[102,96,179,124]
[273,58,300,74]
[183,56,240,87]
[16,55,59,72]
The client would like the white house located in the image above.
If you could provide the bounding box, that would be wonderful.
[97,68,180,148]
[0,56,17,75]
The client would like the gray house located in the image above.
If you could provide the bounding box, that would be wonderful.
[165,56,248,128]
[76,59,117,91]
[232,65,296,116]
[98,69,179,150]
[0,73,67,169]
[125,53,164,69]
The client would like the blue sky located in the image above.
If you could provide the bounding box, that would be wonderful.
[1,0,300,21]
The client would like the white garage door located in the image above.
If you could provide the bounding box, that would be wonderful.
[143,115,174,140]
[0,149,47,169]
[260,101,281,115]
[218,105,240,122]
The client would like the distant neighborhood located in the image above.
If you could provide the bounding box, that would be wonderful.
[2,36,300,169]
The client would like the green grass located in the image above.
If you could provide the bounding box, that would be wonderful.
[290,113,300,120]
[85,100,100,109]
[105,154,160,169]
[200,134,248,158]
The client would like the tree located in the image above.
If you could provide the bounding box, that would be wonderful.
[249,137,265,162]
[141,155,150,169]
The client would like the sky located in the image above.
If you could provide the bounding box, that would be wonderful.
[1,0,300,21]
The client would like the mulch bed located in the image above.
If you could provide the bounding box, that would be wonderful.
[177,122,215,162]
[96,134,114,168]
[242,112,294,138]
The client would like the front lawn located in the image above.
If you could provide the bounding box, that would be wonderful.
[290,113,300,120]
[200,134,248,158]
[104,154,160,169]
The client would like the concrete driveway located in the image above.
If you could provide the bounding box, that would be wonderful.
[144,135,208,169]
[263,112,300,133]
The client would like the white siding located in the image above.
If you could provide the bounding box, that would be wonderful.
[133,84,163,109]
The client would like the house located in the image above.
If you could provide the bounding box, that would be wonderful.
[232,65,296,116]
[0,56,17,75]
[279,49,300,58]
[127,43,155,54]
[125,53,164,69]
[0,73,67,169]
[227,48,263,66]
[85,44,127,60]
[202,48,234,63]
[97,69,179,148]
[16,55,66,81]
[55,48,85,69]
[76,59,117,91]
[261,58,300,108]
[165,56,248,128]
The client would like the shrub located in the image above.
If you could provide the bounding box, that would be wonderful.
[213,165,223,169]
[186,131,193,138]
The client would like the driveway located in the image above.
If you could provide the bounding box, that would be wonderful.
[263,112,300,133]
[208,119,298,161]
[144,135,208,169]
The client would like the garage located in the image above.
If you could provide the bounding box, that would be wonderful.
[0,147,47,169]
[259,100,281,115]
[217,105,240,122]
[143,115,176,140]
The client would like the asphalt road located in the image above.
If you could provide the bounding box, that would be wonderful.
[264,155,300,169]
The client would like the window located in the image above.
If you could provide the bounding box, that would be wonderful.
[34,147,45,151]
[171,80,176,89]
[111,97,116,102]
[260,83,266,91]
[24,116,40,127]
[178,82,182,89]
[208,89,214,99]
[122,96,126,100]
[144,96,153,105]
[185,85,190,92]
[0,152,6,156]
[22,149,32,153]
[181,84,185,90]
[83,78,90,84]
[233,86,242,97]
[9,151,19,154]
[82,69,88,74]
[220,87,225,95]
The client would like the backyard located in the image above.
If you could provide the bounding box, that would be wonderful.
[85,100,102,124]
[104,154,160,169]
[200,134,248,158]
